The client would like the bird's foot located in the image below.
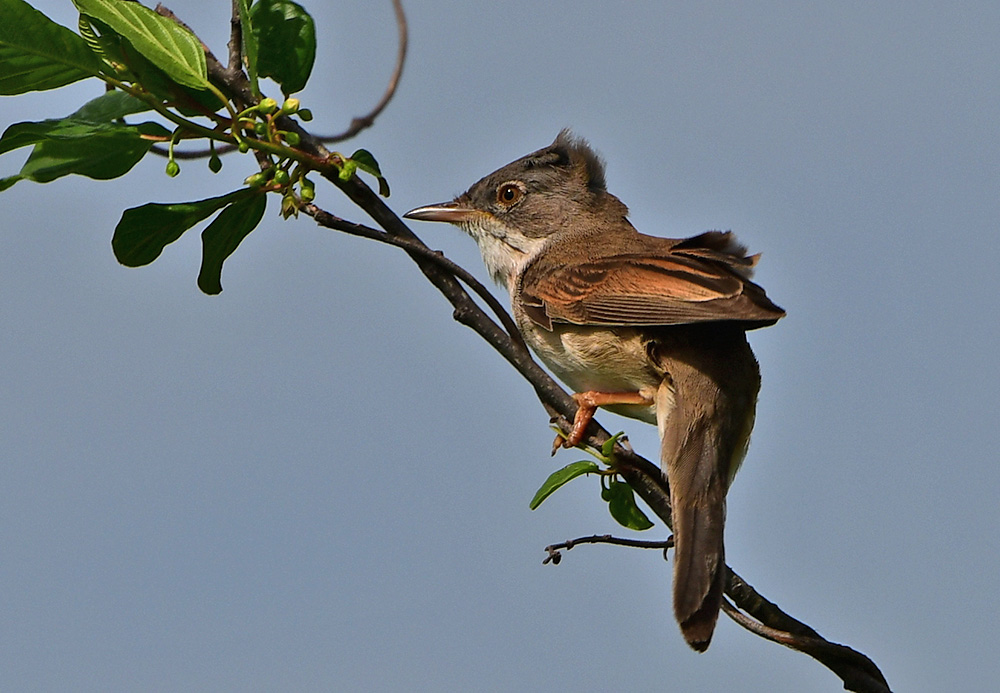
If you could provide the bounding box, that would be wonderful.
[552,390,653,451]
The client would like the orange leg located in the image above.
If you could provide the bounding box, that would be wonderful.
[554,390,654,451]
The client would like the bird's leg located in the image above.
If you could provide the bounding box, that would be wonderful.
[553,390,654,451]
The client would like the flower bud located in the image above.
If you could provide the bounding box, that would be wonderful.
[300,178,316,202]
[244,172,267,187]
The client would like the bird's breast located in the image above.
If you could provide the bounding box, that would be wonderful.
[515,315,661,424]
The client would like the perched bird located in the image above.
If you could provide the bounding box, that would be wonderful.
[405,131,784,651]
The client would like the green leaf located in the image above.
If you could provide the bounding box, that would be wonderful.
[93,22,219,116]
[350,149,382,177]
[236,0,259,97]
[197,193,267,294]
[350,149,391,197]
[73,0,208,89]
[250,0,315,95]
[529,460,600,510]
[0,119,168,184]
[0,0,103,94]
[0,119,105,155]
[0,174,21,191]
[600,431,626,459]
[70,90,151,122]
[603,480,654,531]
[112,190,248,267]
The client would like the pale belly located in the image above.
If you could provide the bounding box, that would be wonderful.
[519,320,661,425]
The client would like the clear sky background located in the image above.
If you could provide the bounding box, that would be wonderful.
[2,2,998,691]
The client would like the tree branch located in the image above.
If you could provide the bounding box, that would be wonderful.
[227,0,243,74]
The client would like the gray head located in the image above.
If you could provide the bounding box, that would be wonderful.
[404,131,629,286]
[406,130,624,229]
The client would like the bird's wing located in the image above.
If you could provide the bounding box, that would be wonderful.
[520,232,784,330]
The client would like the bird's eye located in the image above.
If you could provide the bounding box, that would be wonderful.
[496,182,524,207]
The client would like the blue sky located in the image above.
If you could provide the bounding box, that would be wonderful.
[2,2,998,690]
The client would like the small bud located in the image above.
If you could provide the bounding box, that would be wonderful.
[300,178,316,202]
[273,169,290,186]
[258,97,278,114]
[244,172,267,188]
[281,192,298,219]
[254,121,268,136]
[282,131,300,146]
[165,160,180,177]
[238,141,250,154]
[338,159,358,182]
[281,97,300,114]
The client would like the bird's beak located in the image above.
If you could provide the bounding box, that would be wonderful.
[403,201,482,223]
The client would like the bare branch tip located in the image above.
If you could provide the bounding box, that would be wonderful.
[318,0,408,143]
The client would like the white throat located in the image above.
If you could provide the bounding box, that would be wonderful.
[462,219,548,293]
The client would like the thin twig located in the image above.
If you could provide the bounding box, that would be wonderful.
[542,534,673,564]
[318,0,407,143]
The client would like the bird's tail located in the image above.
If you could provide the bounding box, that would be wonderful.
[653,330,759,651]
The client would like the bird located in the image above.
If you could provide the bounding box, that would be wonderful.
[404,130,784,651]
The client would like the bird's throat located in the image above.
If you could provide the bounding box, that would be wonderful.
[464,221,546,291]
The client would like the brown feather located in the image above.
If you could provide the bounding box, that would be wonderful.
[521,250,784,330]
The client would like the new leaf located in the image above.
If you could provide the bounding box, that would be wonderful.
[250,0,316,95]
[602,480,654,531]
[530,460,600,510]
